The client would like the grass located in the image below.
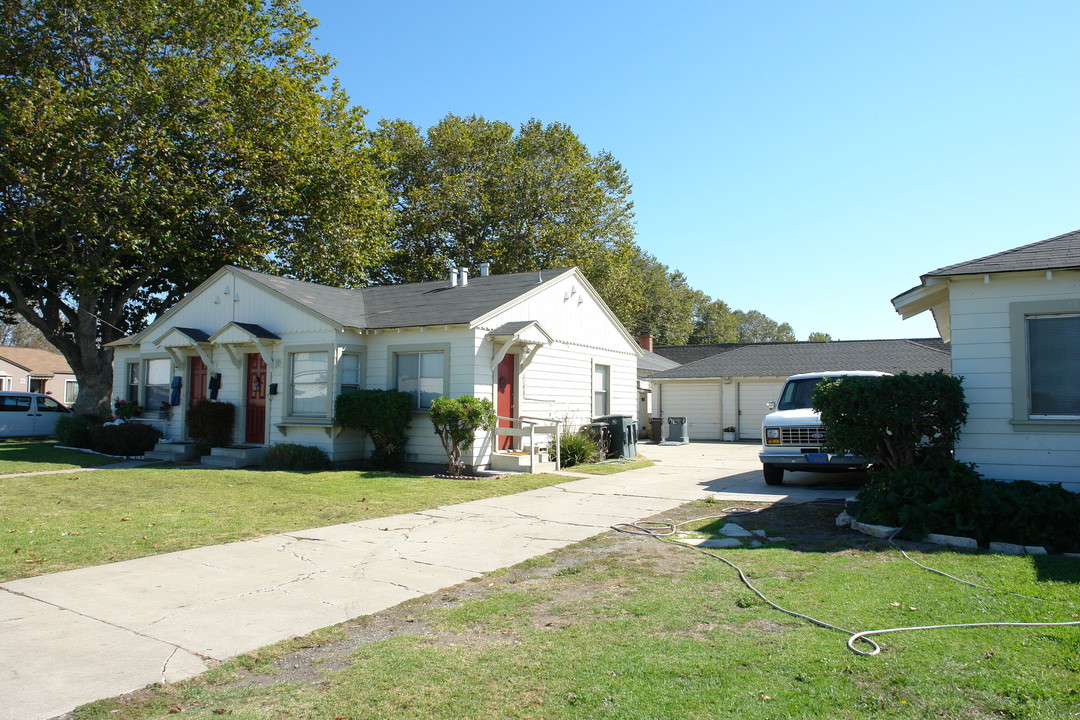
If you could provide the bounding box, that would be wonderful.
[0,440,115,474]
[565,457,653,475]
[72,502,1080,720]
[0,465,575,581]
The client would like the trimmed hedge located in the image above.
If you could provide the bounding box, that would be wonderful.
[261,443,333,471]
[55,414,97,449]
[336,389,413,469]
[187,400,235,453]
[85,422,163,457]
[852,459,1080,553]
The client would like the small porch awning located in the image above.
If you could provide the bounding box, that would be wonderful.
[208,322,282,368]
[486,320,553,371]
[153,326,216,371]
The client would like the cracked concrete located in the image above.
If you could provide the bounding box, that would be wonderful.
[0,441,862,720]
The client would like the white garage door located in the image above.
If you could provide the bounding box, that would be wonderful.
[738,381,785,439]
[659,382,722,440]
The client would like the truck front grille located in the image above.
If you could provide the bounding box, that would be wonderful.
[780,427,826,447]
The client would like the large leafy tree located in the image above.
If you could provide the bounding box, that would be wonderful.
[0,0,392,416]
[373,114,637,291]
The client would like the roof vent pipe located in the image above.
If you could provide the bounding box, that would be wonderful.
[479,262,490,277]
[449,267,458,287]
[460,267,469,286]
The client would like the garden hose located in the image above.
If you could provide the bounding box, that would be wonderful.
[612,502,1080,657]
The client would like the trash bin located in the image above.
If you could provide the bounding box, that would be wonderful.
[586,422,610,456]
[649,417,664,443]
[594,414,638,459]
[662,416,689,445]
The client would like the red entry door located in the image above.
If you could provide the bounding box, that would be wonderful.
[187,357,208,439]
[245,353,267,444]
[497,354,515,450]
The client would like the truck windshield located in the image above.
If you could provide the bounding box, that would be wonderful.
[777,377,824,411]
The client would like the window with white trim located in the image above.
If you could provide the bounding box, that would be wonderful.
[64,380,78,405]
[593,364,610,416]
[1027,313,1080,418]
[144,358,171,410]
[396,351,444,409]
[125,363,139,403]
[290,351,329,416]
[339,352,361,395]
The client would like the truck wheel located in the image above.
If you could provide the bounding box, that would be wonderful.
[762,464,784,485]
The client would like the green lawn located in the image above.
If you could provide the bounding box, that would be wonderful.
[0,440,116,474]
[0,465,574,581]
[72,502,1080,720]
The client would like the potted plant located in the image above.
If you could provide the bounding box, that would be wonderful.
[722,426,737,442]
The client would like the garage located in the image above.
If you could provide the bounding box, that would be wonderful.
[647,339,952,444]
[737,381,785,440]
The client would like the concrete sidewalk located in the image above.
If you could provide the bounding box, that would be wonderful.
[1,442,860,720]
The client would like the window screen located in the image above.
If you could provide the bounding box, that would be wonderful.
[1027,314,1080,417]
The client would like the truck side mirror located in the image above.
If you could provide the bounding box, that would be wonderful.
[766,401,775,411]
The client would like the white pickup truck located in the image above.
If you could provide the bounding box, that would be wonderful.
[758,371,888,486]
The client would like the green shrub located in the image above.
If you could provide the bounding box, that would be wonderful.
[113,398,142,421]
[336,389,413,469]
[429,395,496,476]
[261,443,333,471]
[558,428,603,467]
[86,422,163,457]
[852,460,1080,553]
[187,400,235,453]
[55,414,97,448]
[814,371,967,473]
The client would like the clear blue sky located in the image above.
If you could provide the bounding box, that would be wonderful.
[299,0,1078,341]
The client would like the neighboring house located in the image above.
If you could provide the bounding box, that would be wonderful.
[108,265,641,470]
[647,339,951,440]
[0,348,78,404]
[892,228,1080,491]
[634,333,681,437]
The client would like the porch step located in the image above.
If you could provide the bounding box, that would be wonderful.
[145,442,202,463]
[200,445,267,469]
[489,451,557,474]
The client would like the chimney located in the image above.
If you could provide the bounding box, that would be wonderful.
[638,333,654,352]
[449,267,458,287]
[479,262,490,277]
[459,267,469,286]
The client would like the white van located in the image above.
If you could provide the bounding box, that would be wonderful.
[758,371,889,485]
[0,392,71,437]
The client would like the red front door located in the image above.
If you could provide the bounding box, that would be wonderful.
[187,357,208,439]
[245,353,267,444]
[497,354,515,450]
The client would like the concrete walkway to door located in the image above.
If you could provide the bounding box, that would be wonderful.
[0,441,862,720]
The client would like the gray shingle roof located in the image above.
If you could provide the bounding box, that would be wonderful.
[926,228,1080,277]
[638,350,681,374]
[652,343,744,364]
[649,339,950,380]
[231,266,574,330]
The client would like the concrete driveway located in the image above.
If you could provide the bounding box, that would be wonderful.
[1,441,860,720]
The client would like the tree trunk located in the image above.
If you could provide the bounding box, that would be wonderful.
[68,346,115,419]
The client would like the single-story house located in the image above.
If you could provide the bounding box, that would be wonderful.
[648,339,951,440]
[892,228,1080,491]
[108,265,641,470]
[0,347,78,403]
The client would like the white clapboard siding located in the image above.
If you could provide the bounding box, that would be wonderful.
[947,270,1080,489]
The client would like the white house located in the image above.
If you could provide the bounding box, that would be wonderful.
[108,265,641,470]
[892,228,1080,491]
[648,339,951,440]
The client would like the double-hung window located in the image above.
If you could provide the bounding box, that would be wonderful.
[64,380,79,405]
[396,351,444,409]
[339,352,362,395]
[593,364,610,416]
[143,359,171,410]
[1026,313,1080,418]
[290,351,329,417]
[126,363,140,403]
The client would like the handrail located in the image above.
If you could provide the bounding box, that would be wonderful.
[493,415,562,472]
